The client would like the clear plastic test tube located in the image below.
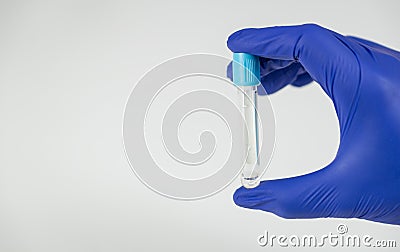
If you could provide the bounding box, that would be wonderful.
[232,53,262,189]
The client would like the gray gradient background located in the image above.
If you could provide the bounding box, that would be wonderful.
[0,0,399,251]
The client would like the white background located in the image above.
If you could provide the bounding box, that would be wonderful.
[0,0,399,251]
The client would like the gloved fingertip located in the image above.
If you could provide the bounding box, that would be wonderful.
[226,30,241,49]
[227,28,254,52]
[233,184,275,209]
[233,186,248,207]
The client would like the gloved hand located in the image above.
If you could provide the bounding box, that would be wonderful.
[227,24,400,225]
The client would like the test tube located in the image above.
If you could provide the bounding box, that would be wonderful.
[232,53,262,189]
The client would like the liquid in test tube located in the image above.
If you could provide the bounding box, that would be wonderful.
[232,53,262,189]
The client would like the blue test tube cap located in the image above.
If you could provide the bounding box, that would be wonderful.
[232,53,261,86]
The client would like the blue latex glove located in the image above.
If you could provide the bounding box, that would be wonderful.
[227,24,400,225]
